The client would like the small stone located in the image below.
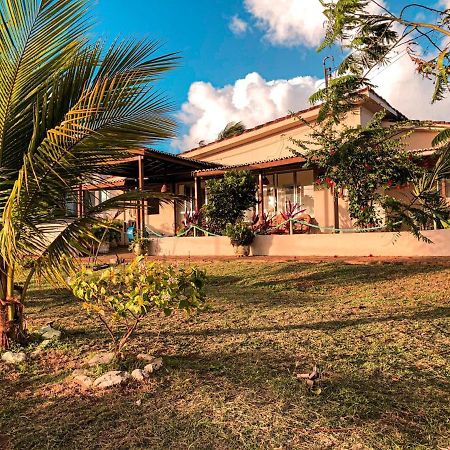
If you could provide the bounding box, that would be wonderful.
[72,369,87,377]
[39,325,61,341]
[135,399,142,406]
[1,351,26,364]
[73,374,94,389]
[131,368,148,382]
[93,371,129,389]
[87,352,115,367]
[143,358,163,375]
[136,353,155,362]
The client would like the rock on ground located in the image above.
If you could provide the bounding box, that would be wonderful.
[1,352,26,364]
[137,353,155,362]
[73,374,94,389]
[143,358,163,374]
[87,352,115,367]
[93,371,129,389]
[39,325,61,341]
[131,368,148,382]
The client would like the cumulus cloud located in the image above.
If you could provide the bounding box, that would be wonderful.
[244,0,325,47]
[174,1,450,151]
[368,52,450,121]
[174,72,321,151]
[242,0,387,47]
[229,15,249,35]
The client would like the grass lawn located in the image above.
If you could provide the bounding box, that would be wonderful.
[1,258,450,449]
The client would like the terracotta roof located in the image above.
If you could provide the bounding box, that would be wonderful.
[182,87,407,155]
[192,155,307,177]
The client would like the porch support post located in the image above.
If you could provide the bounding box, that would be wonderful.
[77,184,83,218]
[172,182,177,235]
[258,172,264,223]
[137,155,145,236]
[194,176,201,211]
[333,186,340,233]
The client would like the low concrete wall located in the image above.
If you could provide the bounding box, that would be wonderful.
[149,230,450,257]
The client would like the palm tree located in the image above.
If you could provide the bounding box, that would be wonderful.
[217,121,246,140]
[0,0,178,348]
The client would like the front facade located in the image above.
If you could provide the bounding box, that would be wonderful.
[79,88,450,244]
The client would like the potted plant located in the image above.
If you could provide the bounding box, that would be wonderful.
[225,222,255,257]
[129,235,151,256]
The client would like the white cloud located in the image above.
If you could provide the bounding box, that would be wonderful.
[174,72,321,150]
[242,0,388,48]
[229,15,249,35]
[174,1,450,151]
[244,0,325,47]
[369,52,450,121]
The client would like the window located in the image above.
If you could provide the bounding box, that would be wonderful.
[147,198,160,215]
[260,171,315,217]
[277,172,295,212]
[65,192,78,217]
[296,170,315,217]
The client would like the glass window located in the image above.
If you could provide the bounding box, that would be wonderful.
[296,170,315,217]
[277,172,295,213]
[262,175,276,215]
[65,192,78,217]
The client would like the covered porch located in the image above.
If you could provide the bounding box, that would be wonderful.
[192,155,345,235]
[71,148,216,239]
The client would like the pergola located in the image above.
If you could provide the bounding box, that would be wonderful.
[78,148,216,234]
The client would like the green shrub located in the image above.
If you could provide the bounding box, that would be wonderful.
[225,222,255,246]
[204,170,256,234]
[69,257,206,357]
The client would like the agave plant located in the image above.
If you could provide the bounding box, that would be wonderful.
[280,201,306,221]
[182,208,202,228]
[0,0,178,348]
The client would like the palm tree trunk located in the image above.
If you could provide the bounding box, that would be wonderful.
[0,259,25,349]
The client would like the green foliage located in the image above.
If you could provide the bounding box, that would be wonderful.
[292,111,431,229]
[204,170,257,233]
[91,220,122,243]
[69,257,206,355]
[225,222,255,247]
[0,0,178,281]
[299,1,450,238]
[319,0,450,105]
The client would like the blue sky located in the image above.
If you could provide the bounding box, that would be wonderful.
[92,0,449,152]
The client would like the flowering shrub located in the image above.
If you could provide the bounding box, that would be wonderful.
[69,257,206,357]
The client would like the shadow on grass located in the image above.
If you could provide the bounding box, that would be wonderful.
[134,305,450,338]
[267,261,449,288]
[1,347,448,449]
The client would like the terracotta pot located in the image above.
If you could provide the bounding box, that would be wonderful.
[234,245,250,257]
[133,243,143,256]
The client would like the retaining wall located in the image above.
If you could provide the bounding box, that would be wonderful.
[149,229,450,257]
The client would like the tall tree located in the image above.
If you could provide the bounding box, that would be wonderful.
[290,0,450,237]
[319,0,450,120]
[0,0,178,348]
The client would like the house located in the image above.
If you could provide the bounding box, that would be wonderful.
[76,88,450,256]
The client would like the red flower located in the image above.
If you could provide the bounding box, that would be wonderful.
[387,180,393,187]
